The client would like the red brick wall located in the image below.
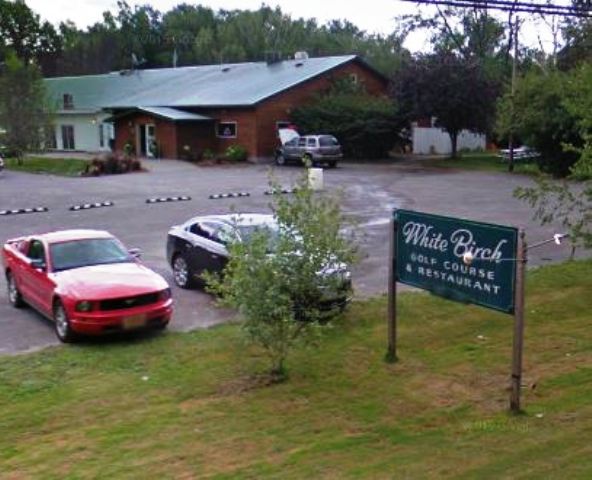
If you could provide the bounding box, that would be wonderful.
[176,122,217,159]
[254,61,388,157]
[158,121,177,158]
[195,108,258,158]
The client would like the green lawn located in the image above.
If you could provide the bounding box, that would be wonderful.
[4,156,89,176]
[0,260,590,478]
[423,152,541,175]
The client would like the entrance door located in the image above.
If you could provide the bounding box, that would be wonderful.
[137,124,156,157]
[145,124,156,158]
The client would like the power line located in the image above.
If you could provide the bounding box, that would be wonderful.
[398,0,592,17]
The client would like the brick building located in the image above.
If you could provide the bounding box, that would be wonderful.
[45,55,388,161]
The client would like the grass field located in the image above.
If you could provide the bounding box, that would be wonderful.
[0,260,590,478]
[423,153,541,175]
[4,157,89,176]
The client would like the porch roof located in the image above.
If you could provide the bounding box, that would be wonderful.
[104,106,213,123]
[136,106,213,121]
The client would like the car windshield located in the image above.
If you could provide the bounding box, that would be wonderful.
[237,224,280,250]
[319,136,339,147]
[50,238,132,272]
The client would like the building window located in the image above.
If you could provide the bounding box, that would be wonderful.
[349,73,358,84]
[61,125,75,150]
[63,93,74,110]
[216,121,237,138]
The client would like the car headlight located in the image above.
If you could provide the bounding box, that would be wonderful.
[75,301,93,312]
[158,288,172,301]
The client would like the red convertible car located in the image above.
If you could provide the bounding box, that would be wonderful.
[2,229,173,342]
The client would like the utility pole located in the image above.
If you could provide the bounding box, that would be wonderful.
[508,16,520,173]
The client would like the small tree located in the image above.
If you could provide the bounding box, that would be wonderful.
[515,179,591,257]
[0,52,54,163]
[207,174,357,378]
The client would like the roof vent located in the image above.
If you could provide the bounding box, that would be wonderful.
[221,66,231,72]
[119,69,133,76]
[294,51,309,60]
[295,62,304,68]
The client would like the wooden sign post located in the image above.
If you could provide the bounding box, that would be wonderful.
[386,217,398,363]
[510,230,527,412]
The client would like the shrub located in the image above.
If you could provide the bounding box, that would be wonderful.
[179,144,202,162]
[291,83,404,159]
[84,152,142,176]
[224,144,248,162]
[202,148,215,160]
[123,141,134,156]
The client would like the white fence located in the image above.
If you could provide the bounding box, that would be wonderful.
[412,127,486,155]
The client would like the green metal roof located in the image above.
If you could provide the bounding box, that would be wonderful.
[45,55,360,112]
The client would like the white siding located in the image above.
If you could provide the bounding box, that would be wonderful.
[412,127,486,155]
[52,112,113,152]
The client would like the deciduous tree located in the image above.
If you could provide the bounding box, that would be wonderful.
[0,53,54,162]
[0,0,61,72]
[392,53,500,158]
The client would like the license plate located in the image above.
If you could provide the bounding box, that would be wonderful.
[123,314,147,330]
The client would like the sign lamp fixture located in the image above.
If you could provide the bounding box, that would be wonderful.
[462,233,569,265]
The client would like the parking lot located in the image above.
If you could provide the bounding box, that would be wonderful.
[0,158,580,354]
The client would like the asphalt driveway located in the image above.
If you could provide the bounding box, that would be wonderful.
[0,158,581,354]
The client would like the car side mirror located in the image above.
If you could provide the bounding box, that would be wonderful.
[129,248,142,259]
[30,259,46,271]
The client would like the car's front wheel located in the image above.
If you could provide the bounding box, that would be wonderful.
[275,153,286,166]
[172,254,194,289]
[54,300,78,343]
[6,272,25,308]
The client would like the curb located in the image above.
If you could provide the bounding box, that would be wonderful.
[0,207,49,216]
[146,196,192,204]
[209,192,250,200]
[70,201,114,211]
[264,188,298,195]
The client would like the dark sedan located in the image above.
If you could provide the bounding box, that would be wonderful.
[166,213,352,311]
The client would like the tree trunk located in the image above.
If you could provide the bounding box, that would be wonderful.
[449,131,459,159]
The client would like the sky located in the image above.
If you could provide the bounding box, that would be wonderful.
[24,0,561,52]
